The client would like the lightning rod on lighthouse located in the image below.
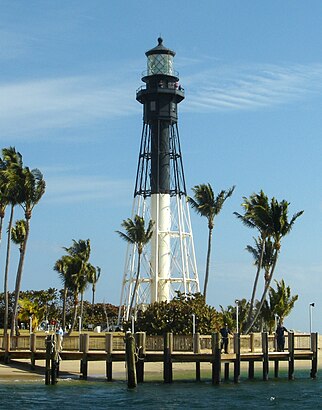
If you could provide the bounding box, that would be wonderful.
[118,38,200,323]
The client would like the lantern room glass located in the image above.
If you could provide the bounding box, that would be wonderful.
[147,54,174,76]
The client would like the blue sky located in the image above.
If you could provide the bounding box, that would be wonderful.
[1,1,321,332]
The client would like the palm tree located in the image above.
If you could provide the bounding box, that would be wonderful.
[234,190,271,327]
[245,235,275,328]
[54,255,73,330]
[189,183,235,301]
[245,197,303,333]
[1,147,24,338]
[260,279,298,333]
[10,167,45,336]
[0,167,9,242]
[10,219,27,335]
[269,279,299,323]
[88,266,101,305]
[116,215,154,319]
[63,239,91,334]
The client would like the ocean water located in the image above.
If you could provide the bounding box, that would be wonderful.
[1,371,321,409]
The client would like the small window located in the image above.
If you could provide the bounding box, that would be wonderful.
[150,101,156,111]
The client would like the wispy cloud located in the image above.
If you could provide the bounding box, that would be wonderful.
[44,173,133,205]
[1,61,322,139]
[0,75,139,138]
[184,63,322,112]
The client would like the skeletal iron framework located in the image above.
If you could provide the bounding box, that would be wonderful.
[118,38,200,323]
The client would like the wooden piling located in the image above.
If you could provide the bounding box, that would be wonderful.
[30,333,37,369]
[288,332,294,380]
[274,360,279,378]
[44,334,58,385]
[248,335,255,379]
[80,333,89,380]
[310,332,318,379]
[248,360,254,379]
[262,332,269,381]
[135,332,146,383]
[224,363,230,381]
[4,333,10,364]
[211,332,221,384]
[105,332,113,381]
[125,332,137,388]
[193,333,201,381]
[233,333,240,383]
[163,332,173,383]
[45,335,52,385]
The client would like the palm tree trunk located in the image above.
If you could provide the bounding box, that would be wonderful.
[203,227,213,301]
[68,295,79,335]
[246,238,266,330]
[80,291,84,330]
[92,286,95,305]
[3,205,14,337]
[11,220,30,336]
[245,252,279,334]
[0,216,3,243]
[62,284,67,331]
[128,253,141,317]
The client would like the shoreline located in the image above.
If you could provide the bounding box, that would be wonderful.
[0,354,319,382]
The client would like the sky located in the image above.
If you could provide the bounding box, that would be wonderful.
[1,1,321,333]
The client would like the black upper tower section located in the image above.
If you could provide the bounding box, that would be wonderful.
[134,38,186,197]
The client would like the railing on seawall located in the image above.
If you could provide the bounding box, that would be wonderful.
[0,331,317,354]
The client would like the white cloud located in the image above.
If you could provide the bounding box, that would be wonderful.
[183,63,322,112]
[1,61,322,139]
[44,173,133,205]
[0,75,139,138]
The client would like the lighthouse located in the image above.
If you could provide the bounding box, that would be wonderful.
[118,38,200,322]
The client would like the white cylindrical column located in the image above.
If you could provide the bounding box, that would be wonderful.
[150,193,171,303]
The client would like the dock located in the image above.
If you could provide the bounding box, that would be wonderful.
[0,331,318,385]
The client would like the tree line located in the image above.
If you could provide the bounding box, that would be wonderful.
[0,288,118,331]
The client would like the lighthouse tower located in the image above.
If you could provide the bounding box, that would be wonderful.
[118,38,200,322]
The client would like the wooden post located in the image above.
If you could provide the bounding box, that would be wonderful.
[30,333,37,369]
[248,360,254,379]
[80,333,89,380]
[105,332,113,381]
[274,360,279,378]
[250,333,255,352]
[288,331,295,380]
[45,335,52,385]
[193,333,201,381]
[310,332,318,379]
[233,333,240,383]
[211,332,221,384]
[125,332,137,388]
[51,335,59,385]
[224,363,230,381]
[4,333,10,364]
[135,332,146,383]
[262,332,269,381]
[163,332,173,383]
